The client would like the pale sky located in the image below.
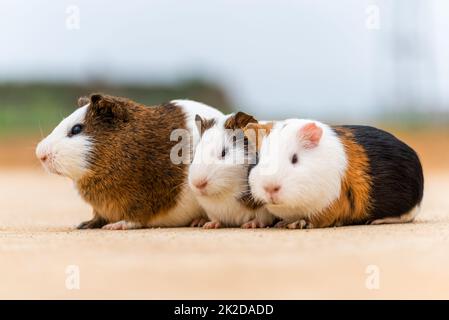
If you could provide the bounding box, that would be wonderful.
[1,0,448,119]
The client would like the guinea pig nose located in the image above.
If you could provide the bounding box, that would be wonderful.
[36,144,49,162]
[194,179,208,190]
[264,184,281,194]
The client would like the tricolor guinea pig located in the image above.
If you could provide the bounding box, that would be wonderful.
[188,112,275,228]
[244,119,424,229]
[35,93,223,230]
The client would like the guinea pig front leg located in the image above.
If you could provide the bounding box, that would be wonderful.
[241,211,275,229]
[102,220,142,230]
[190,217,209,227]
[203,220,222,229]
[274,219,314,229]
[77,211,108,229]
[241,218,267,229]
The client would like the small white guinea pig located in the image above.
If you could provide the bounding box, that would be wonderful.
[188,112,275,228]
[245,119,424,229]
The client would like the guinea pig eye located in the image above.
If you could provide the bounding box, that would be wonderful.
[221,147,228,159]
[69,124,83,137]
[291,153,298,165]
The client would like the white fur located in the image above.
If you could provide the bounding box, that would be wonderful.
[370,205,420,225]
[171,99,224,154]
[35,105,92,181]
[146,183,207,227]
[145,100,224,227]
[102,220,142,230]
[249,119,348,222]
[188,114,274,227]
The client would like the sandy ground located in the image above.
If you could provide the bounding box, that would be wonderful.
[1,169,449,299]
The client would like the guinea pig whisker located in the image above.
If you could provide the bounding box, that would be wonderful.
[37,120,45,139]
[168,181,189,196]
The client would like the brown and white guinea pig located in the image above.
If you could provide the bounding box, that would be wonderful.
[35,93,223,230]
[244,119,424,229]
[188,112,275,228]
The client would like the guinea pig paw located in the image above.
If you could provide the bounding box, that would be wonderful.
[284,220,313,229]
[102,220,141,230]
[77,220,97,230]
[241,219,266,229]
[274,220,290,228]
[203,221,222,229]
[190,217,209,227]
[77,217,107,229]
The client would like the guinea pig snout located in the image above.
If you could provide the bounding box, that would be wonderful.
[192,178,208,190]
[39,152,52,163]
[36,144,47,162]
[263,184,281,196]
[36,143,54,165]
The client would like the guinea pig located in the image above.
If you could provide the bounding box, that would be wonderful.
[35,93,223,230]
[188,112,275,228]
[244,119,424,229]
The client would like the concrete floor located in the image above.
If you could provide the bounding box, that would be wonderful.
[1,169,448,299]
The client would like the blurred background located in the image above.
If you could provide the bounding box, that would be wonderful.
[1,0,448,170]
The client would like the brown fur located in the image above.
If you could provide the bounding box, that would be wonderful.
[195,115,215,136]
[224,111,257,130]
[76,94,188,227]
[224,112,262,211]
[243,122,274,151]
[309,126,372,227]
[238,189,264,210]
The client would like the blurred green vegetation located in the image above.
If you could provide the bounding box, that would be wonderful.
[0,80,234,137]
[2,80,448,138]
[377,110,449,133]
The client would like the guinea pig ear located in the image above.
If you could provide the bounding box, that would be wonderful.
[224,112,258,130]
[89,93,129,122]
[195,114,204,135]
[77,96,90,107]
[243,122,273,150]
[299,122,323,149]
[195,114,216,136]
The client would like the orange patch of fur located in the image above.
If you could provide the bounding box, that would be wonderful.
[224,112,257,130]
[243,122,274,150]
[309,127,372,227]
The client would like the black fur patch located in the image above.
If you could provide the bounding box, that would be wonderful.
[342,125,424,219]
[238,147,264,210]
